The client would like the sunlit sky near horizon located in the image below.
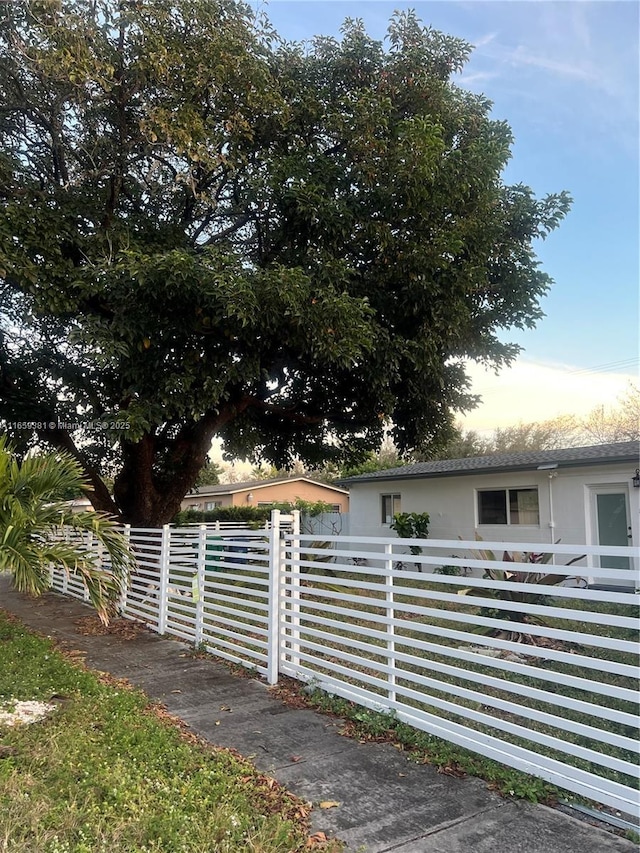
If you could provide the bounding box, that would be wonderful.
[254,0,639,433]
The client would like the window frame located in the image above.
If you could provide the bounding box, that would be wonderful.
[381,493,401,525]
[476,486,540,527]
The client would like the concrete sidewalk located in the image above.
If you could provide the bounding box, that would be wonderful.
[1,578,636,853]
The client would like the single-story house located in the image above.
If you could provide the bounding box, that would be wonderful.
[339,441,639,568]
[181,476,349,513]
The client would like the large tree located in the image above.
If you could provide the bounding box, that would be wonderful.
[0,1,571,525]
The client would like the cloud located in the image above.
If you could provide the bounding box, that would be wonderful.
[457,69,498,87]
[503,45,598,82]
[471,31,498,50]
[460,358,637,433]
[459,3,638,157]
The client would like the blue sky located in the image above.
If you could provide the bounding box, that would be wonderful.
[254,0,639,429]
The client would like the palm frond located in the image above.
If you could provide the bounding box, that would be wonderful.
[0,437,135,623]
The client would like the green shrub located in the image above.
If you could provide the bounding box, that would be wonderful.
[391,512,430,567]
[173,499,333,527]
[174,505,271,526]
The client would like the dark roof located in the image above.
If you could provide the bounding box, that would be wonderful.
[338,441,640,486]
[192,476,348,497]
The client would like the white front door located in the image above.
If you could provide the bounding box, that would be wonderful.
[592,488,631,570]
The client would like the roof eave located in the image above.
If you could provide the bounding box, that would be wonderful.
[339,454,639,486]
[195,476,349,497]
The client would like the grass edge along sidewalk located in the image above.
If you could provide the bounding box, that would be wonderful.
[0,609,341,853]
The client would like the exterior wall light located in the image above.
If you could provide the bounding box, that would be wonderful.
[632,470,640,489]
[247,492,254,502]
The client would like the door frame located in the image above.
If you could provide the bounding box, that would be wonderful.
[586,483,632,582]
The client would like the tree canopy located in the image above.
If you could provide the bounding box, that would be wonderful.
[0,0,570,525]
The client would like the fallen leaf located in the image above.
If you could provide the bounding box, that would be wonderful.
[171,689,182,694]
[291,755,303,762]
[398,773,406,777]
[220,705,232,712]
[437,764,466,778]
[307,831,328,847]
[214,720,221,726]
[319,800,341,809]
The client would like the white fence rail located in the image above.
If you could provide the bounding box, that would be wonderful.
[49,516,639,819]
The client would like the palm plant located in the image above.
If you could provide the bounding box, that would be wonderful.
[461,535,586,643]
[0,436,134,623]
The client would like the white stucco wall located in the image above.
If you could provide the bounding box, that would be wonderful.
[348,462,639,550]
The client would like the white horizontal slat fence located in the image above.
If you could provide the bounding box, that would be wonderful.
[280,533,640,819]
[49,518,297,676]
[48,518,638,818]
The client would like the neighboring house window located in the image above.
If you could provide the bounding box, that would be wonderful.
[381,494,401,524]
[477,488,539,526]
[204,501,221,510]
[330,504,341,513]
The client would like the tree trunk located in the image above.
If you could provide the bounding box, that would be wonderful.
[110,406,247,526]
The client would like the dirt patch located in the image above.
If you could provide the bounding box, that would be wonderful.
[73,615,151,639]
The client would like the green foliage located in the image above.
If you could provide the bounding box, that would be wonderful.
[0,1,571,526]
[0,613,312,852]
[434,564,463,576]
[194,460,222,487]
[174,505,271,526]
[0,436,134,623]
[391,512,430,557]
[339,455,400,479]
[173,498,331,526]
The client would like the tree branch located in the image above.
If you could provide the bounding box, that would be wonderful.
[35,426,118,517]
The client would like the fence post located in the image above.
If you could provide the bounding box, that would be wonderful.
[83,529,93,602]
[289,510,301,671]
[267,509,282,684]
[157,525,171,635]
[61,527,69,595]
[93,535,105,603]
[119,525,131,614]
[194,524,207,645]
[384,543,396,703]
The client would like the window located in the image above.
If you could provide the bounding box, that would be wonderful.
[330,504,341,513]
[204,501,221,510]
[477,488,539,526]
[381,493,401,524]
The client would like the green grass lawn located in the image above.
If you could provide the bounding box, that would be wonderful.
[0,610,323,853]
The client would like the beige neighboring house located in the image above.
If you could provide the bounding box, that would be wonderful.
[181,476,349,513]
